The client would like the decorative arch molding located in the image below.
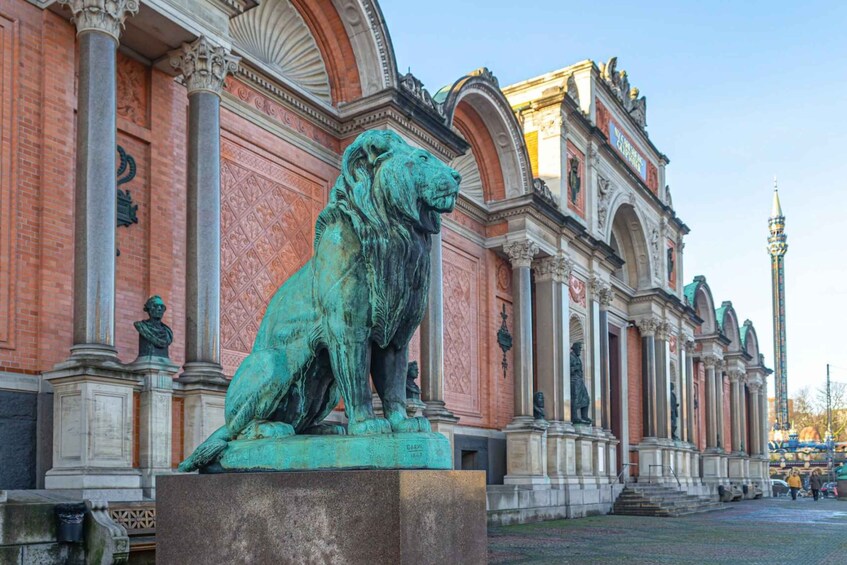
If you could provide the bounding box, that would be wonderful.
[231,0,332,102]
[717,301,741,352]
[452,102,505,203]
[436,72,532,199]
[683,276,718,335]
[742,319,760,361]
[607,200,652,290]
[329,0,398,94]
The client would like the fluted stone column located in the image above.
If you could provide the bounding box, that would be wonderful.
[716,362,726,452]
[503,240,548,486]
[760,375,770,458]
[170,37,239,383]
[59,0,138,359]
[420,233,459,451]
[703,356,719,450]
[748,382,761,457]
[44,0,142,501]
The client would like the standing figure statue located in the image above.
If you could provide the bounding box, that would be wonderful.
[134,295,173,359]
[570,342,592,425]
[670,382,679,440]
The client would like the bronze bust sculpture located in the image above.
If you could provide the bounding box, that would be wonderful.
[134,295,173,359]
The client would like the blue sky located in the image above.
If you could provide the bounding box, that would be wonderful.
[380,0,847,400]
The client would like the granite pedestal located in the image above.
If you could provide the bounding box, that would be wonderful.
[157,470,487,565]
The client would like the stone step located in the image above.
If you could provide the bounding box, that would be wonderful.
[612,485,726,518]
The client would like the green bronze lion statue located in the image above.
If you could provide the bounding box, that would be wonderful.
[179,130,461,472]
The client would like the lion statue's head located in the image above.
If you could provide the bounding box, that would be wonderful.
[316,130,461,244]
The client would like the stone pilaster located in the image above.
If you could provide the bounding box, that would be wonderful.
[419,232,459,453]
[590,277,613,431]
[170,37,239,384]
[58,0,138,360]
[702,355,719,450]
[533,253,573,423]
[636,318,659,438]
[655,322,671,440]
[503,240,548,486]
[503,240,539,420]
[728,370,745,455]
[683,338,696,446]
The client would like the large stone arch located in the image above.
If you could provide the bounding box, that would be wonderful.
[684,276,717,335]
[231,0,397,105]
[741,319,760,361]
[436,71,532,201]
[607,201,652,290]
[717,301,741,352]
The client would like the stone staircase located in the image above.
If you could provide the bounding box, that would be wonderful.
[612,483,727,517]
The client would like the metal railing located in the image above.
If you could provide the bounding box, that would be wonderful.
[648,464,681,488]
[614,462,637,485]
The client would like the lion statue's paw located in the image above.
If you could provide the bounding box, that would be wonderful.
[238,420,295,441]
[388,416,432,433]
[347,417,393,436]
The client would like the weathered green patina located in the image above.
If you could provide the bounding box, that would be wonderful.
[179,130,461,473]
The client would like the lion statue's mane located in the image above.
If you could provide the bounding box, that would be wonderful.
[179,130,460,472]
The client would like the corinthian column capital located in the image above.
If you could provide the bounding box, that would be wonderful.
[636,318,659,337]
[170,36,241,96]
[702,354,720,369]
[589,275,614,307]
[58,0,139,41]
[504,240,539,269]
[534,253,573,283]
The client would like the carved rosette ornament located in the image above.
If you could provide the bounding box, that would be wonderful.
[534,254,573,284]
[58,0,139,41]
[504,240,539,269]
[170,37,241,96]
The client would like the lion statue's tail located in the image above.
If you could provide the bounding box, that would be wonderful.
[177,425,231,472]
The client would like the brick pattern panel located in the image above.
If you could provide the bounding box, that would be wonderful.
[442,241,481,419]
[627,326,643,445]
[0,12,18,349]
[219,136,323,376]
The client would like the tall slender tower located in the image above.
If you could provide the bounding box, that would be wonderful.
[768,178,789,430]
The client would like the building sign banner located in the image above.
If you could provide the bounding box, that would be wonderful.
[609,122,646,180]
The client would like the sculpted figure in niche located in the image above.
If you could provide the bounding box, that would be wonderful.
[570,342,592,425]
[533,391,546,421]
[405,361,421,403]
[179,131,461,472]
[670,382,680,440]
[667,247,675,282]
[134,295,173,359]
[568,157,581,205]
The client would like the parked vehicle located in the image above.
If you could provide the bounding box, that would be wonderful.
[771,479,790,497]
[821,482,839,498]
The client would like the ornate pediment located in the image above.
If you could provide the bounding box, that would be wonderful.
[598,57,647,130]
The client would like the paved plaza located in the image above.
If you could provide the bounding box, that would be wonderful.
[489,497,847,564]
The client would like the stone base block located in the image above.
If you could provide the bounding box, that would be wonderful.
[158,470,487,565]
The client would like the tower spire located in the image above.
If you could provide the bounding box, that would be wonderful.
[768,178,789,431]
[771,177,783,218]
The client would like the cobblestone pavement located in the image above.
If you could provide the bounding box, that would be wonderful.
[488,497,847,564]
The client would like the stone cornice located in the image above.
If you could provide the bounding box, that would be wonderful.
[170,36,240,96]
[57,0,139,41]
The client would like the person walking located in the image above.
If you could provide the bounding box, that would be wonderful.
[810,468,823,501]
[788,470,802,500]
